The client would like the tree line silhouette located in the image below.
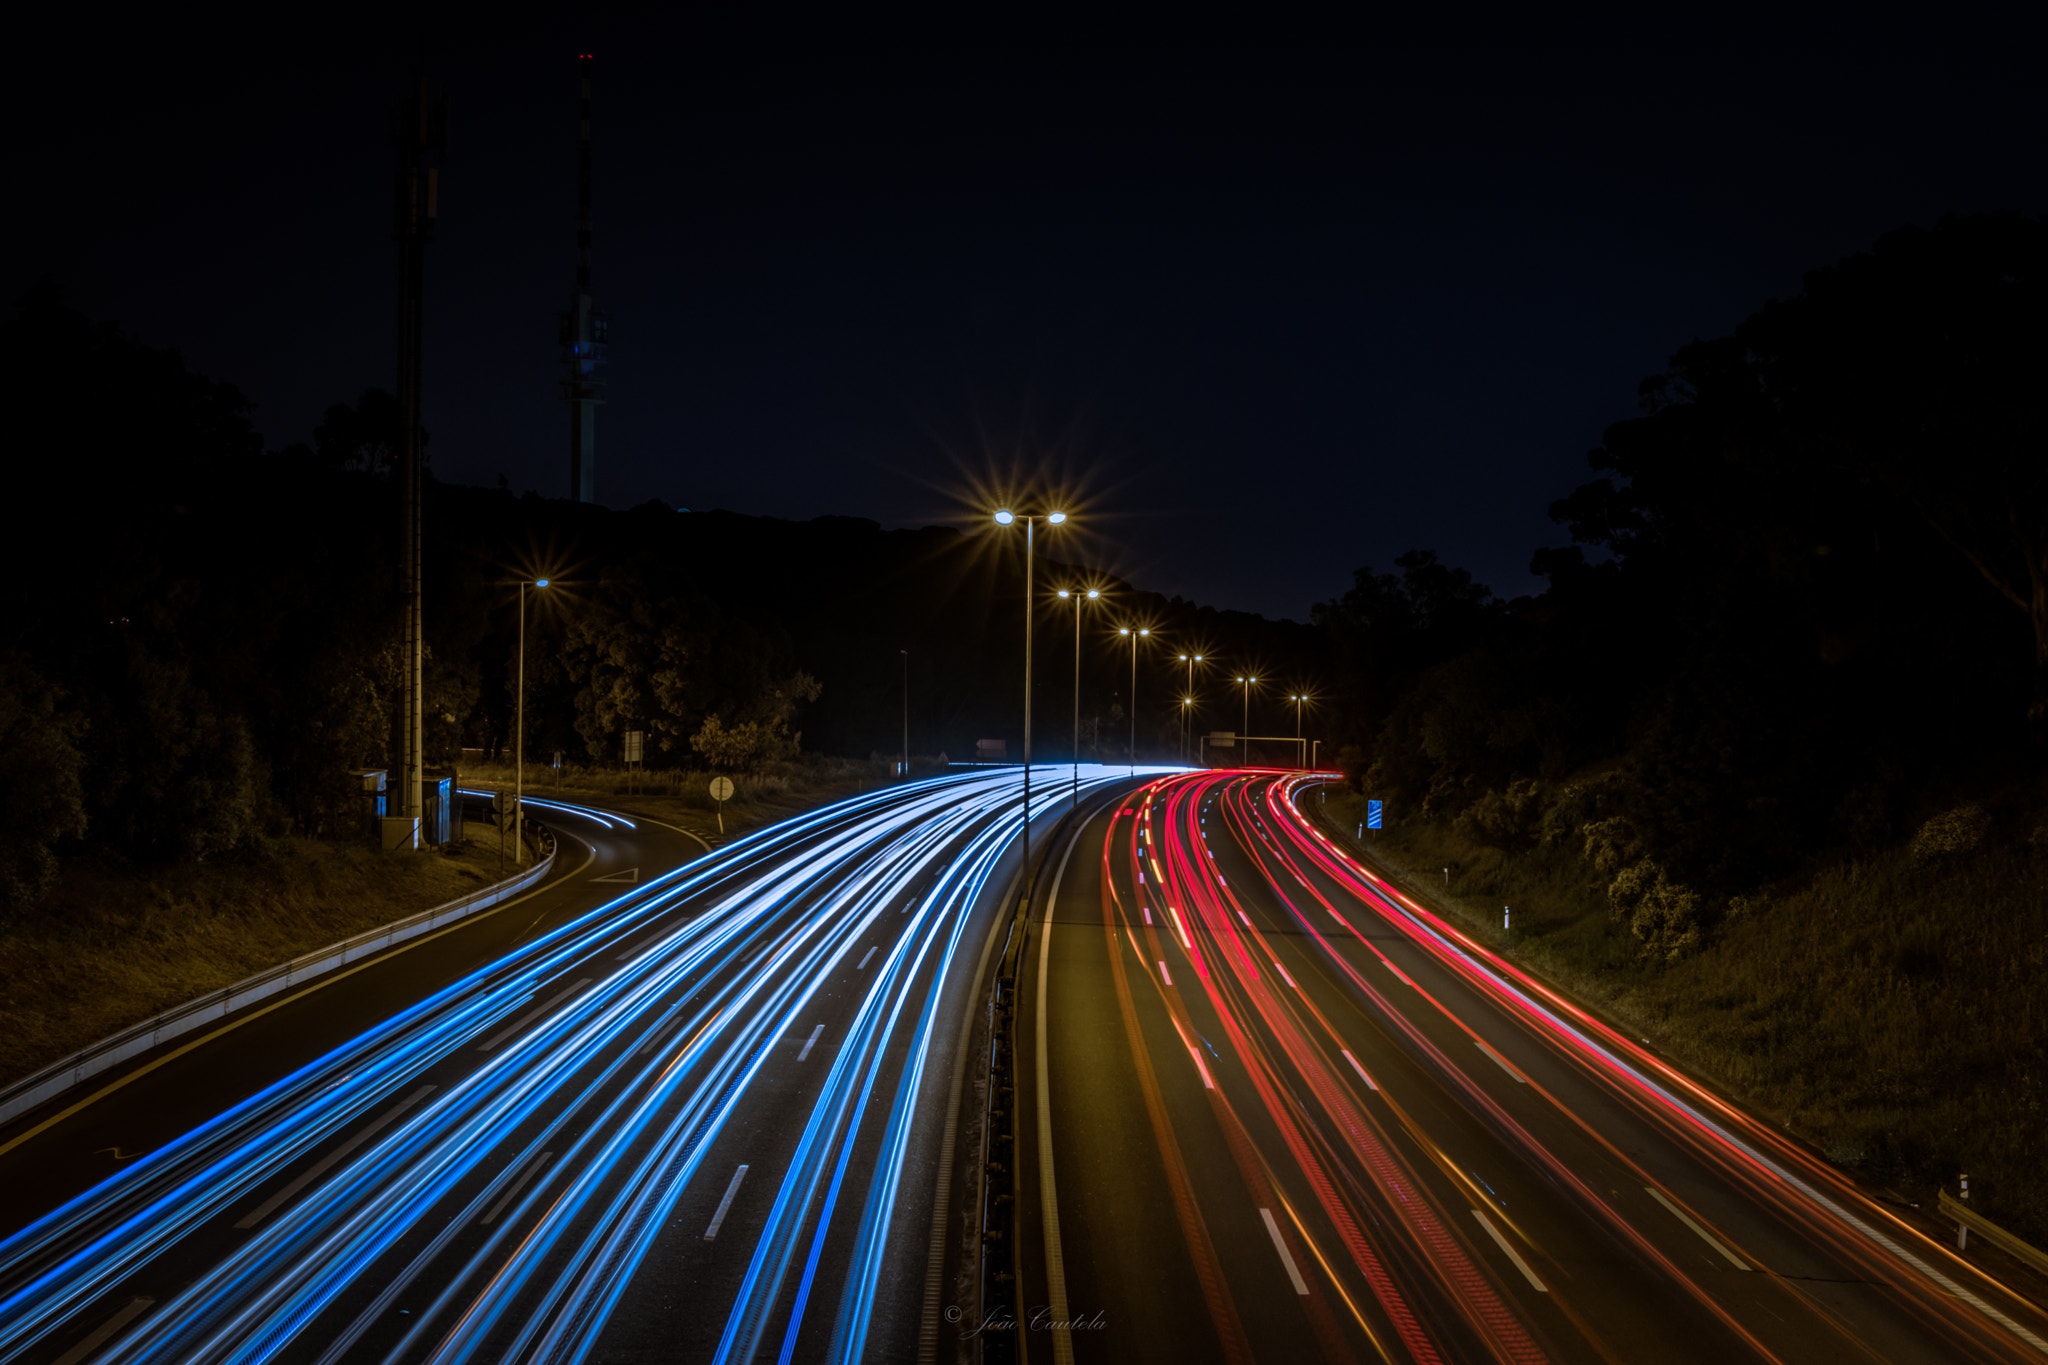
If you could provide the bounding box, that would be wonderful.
[1,212,2038,939]
[1321,212,2044,956]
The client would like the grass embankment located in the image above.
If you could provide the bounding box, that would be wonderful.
[0,838,506,1091]
[456,754,919,843]
[1318,787,2048,1248]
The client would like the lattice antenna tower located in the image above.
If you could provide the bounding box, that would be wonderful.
[561,53,608,502]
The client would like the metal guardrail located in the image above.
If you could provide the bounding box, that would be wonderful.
[1941,1192,2048,1277]
[0,831,558,1130]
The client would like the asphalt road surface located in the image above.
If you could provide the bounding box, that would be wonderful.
[0,767,1159,1364]
[1015,770,2048,1365]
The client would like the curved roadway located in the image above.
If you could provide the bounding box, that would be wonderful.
[1015,770,2048,1365]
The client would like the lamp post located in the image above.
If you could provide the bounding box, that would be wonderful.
[1178,653,1203,763]
[900,649,909,780]
[1290,693,1309,770]
[1057,587,1100,805]
[1118,626,1149,775]
[993,509,1067,882]
[516,578,551,861]
[1236,675,1257,767]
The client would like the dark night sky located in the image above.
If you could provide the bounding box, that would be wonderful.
[13,17,2045,619]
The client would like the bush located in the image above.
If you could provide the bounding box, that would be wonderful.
[1909,804,1990,863]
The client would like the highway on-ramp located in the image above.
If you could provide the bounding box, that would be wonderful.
[1015,770,2048,1365]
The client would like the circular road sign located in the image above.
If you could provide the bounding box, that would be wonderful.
[709,776,735,802]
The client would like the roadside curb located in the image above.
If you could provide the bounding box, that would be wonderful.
[0,835,560,1131]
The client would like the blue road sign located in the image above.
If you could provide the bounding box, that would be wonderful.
[1367,800,1383,830]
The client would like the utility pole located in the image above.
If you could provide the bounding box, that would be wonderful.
[393,70,446,850]
[562,53,607,502]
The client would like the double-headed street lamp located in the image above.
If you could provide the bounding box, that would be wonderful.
[1117,625,1150,775]
[514,577,551,860]
[1290,692,1312,770]
[1056,587,1101,805]
[1178,653,1203,763]
[993,508,1068,877]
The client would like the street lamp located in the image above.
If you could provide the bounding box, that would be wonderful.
[1178,653,1203,763]
[900,649,909,780]
[1290,693,1311,770]
[1236,675,1258,767]
[993,509,1068,881]
[1056,587,1101,805]
[1117,625,1150,775]
[515,577,551,861]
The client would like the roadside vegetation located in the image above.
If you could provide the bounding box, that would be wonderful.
[0,837,507,1089]
[1320,782,2048,1247]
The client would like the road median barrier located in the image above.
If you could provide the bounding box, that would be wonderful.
[0,832,558,1131]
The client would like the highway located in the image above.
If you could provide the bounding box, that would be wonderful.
[0,766,1155,1364]
[1015,770,2048,1364]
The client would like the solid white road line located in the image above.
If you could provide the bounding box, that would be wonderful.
[1260,1208,1311,1295]
[704,1164,749,1240]
[478,978,593,1051]
[1646,1186,1752,1270]
[1471,1208,1548,1292]
[234,1085,436,1229]
[798,1024,825,1061]
[53,1296,154,1365]
[480,1151,553,1225]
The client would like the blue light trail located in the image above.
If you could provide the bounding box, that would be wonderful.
[0,765,1174,1362]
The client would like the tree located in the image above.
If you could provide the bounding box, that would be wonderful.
[1742,213,2048,735]
[0,657,88,921]
[311,388,415,473]
[692,672,823,773]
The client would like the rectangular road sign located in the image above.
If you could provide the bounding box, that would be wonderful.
[1367,800,1383,830]
[1209,732,1237,747]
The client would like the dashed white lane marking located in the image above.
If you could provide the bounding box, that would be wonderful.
[480,1150,553,1225]
[1142,906,1152,924]
[234,1085,437,1229]
[1471,1208,1548,1292]
[858,946,878,969]
[798,1025,825,1061]
[615,928,666,960]
[1237,910,1251,927]
[1172,1020,1217,1090]
[479,978,594,1051]
[1646,1186,1752,1270]
[1272,960,1297,989]
[636,1011,688,1057]
[704,1164,749,1240]
[1158,960,1173,987]
[1342,1050,1378,1090]
[53,1295,154,1365]
[1260,1208,1310,1294]
[1475,1039,1527,1083]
